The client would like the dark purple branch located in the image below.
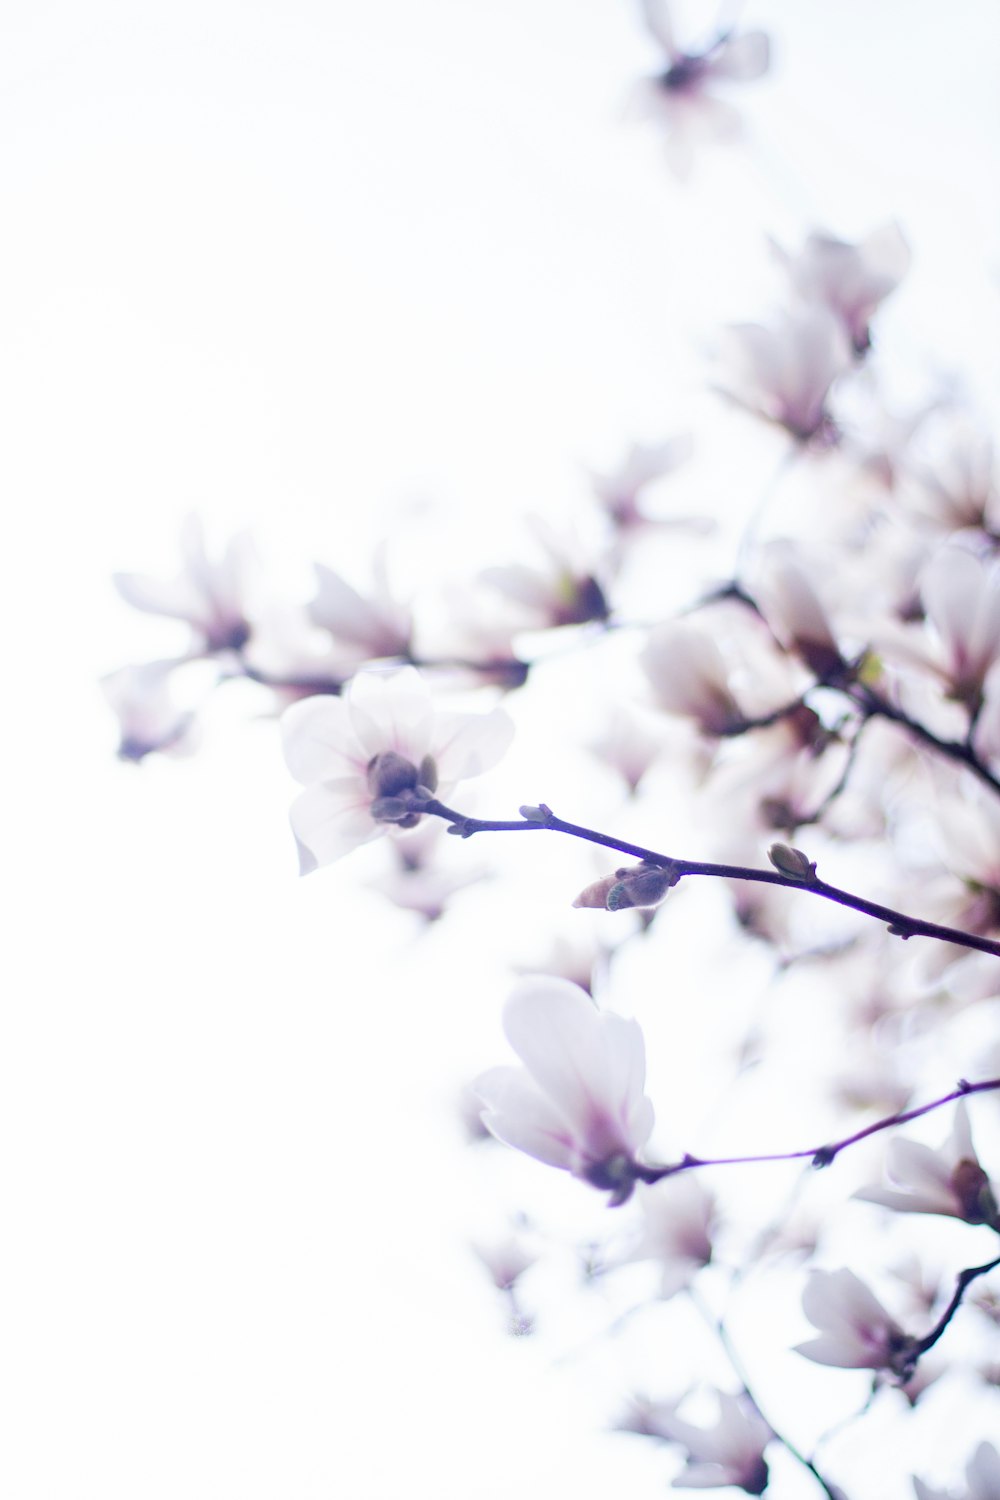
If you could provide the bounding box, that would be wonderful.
[420,799,1000,959]
[913,1252,1000,1358]
[632,1077,1000,1181]
[850,684,1000,798]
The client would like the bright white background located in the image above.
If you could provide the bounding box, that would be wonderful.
[2,2,999,1497]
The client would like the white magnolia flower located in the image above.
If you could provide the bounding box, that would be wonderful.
[774,223,911,353]
[480,517,610,630]
[879,548,1000,713]
[470,1231,537,1292]
[719,305,852,442]
[899,411,1000,534]
[855,1102,998,1226]
[913,1442,1000,1500]
[921,548,1000,711]
[641,623,747,735]
[795,1268,917,1375]
[751,542,846,679]
[282,667,513,873]
[309,542,413,667]
[619,1175,716,1298]
[113,514,255,653]
[631,1,770,179]
[475,977,655,1203]
[101,661,198,761]
[588,435,696,532]
[622,1388,772,1494]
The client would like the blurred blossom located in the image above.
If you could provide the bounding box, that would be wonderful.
[475,977,655,1204]
[750,542,847,679]
[617,1174,716,1298]
[772,223,911,353]
[513,929,610,997]
[101,661,198,762]
[588,701,666,793]
[641,623,748,735]
[281,666,513,873]
[795,1268,917,1375]
[588,435,696,533]
[480,517,611,630]
[620,1388,772,1495]
[366,818,488,922]
[239,602,351,698]
[631,0,770,179]
[113,514,256,654]
[470,1231,537,1292]
[309,541,414,667]
[855,1102,998,1226]
[900,415,1000,535]
[718,306,851,442]
[879,548,1000,714]
[913,1442,1000,1500]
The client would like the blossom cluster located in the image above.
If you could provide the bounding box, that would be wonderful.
[104,4,1000,1496]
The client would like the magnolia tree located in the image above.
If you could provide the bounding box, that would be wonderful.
[105,5,1000,1497]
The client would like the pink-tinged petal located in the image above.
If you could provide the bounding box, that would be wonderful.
[113,569,206,626]
[640,0,678,57]
[288,781,379,871]
[281,696,362,784]
[346,667,435,761]
[431,707,515,783]
[502,979,650,1158]
[922,549,983,659]
[474,1066,576,1170]
[712,30,770,80]
[793,1334,872,1369]
[885,1138,953,1195]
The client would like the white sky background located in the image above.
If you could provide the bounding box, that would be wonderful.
[3,2,1000,1498]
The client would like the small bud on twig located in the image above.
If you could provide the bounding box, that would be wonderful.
[574,861,679,912]
[767,842,817,882]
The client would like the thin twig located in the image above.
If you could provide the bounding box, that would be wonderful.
[420,799,1000,959]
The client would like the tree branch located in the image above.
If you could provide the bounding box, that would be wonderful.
[420,799,1000,958]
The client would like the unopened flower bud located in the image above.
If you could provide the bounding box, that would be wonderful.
[518,804,549,823]
[767,842,816,881]
[572,875,622,909]
[369,794,419,824]
[366,750,420,799]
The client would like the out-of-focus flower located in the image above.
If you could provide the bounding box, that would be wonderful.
[751,542,848,679]
[588,435,697,532]
[719,306,851,443]
[641,623,747,735]
[913,1442,1000,1500]
[366,818,488,922]
[795,1268,917,1375]
[475,977,655,1204]
[631,1,770,179]
[899,413,1000,534]
[878,547,1000,714]
[588,702,666,793]
[855,1102,998,1226]
[470,1231,537,1293]
[618,1175,716,1298]
[281,666,513,873]
[239,602,351,699]
[773,224,911,353]
[101,661,198,761]
[309,542,414,667]
[481,517,611,630]
[620,1388,772,1495]
[113,514,255,654]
